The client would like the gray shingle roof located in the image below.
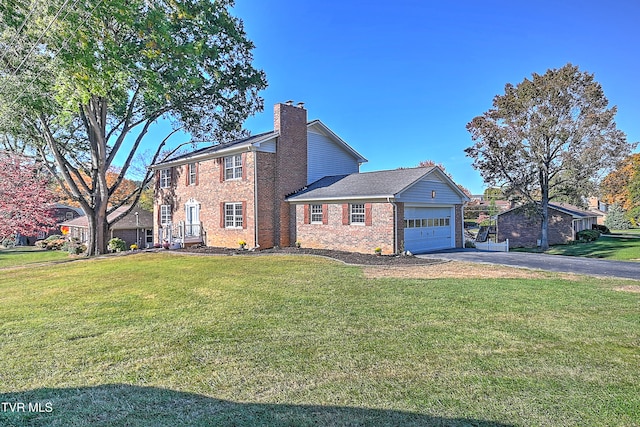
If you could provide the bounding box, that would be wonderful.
[497,202,600,219]
[549,203,601,218]
[61,206,153,229]
[287,167,435,201]
[154,130,277,166]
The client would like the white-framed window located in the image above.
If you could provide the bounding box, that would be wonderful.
[310,204,323,224]
[160,168,171,188]
[350,204,365,224]
[225,202,243,228]
[404,217,450,228]
[188,163,197,185]
[160,205,172,225]
[65,211,74,220]
[224,154,242,180]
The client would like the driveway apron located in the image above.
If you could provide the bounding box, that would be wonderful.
[419,249,640,280]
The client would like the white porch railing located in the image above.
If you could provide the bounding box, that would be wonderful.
[159,222,203,247]
[475,239,509,252]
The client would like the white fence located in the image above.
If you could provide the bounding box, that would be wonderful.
[475,239,509,252]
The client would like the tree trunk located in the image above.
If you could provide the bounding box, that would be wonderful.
[540,203,549,251]
[539,171,550,251]
[86,200,109,256]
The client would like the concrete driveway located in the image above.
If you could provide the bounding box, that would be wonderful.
[419,249,640,280]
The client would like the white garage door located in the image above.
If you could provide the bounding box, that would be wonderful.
[404,207,454,253]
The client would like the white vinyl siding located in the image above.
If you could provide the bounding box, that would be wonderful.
[397,179,464,204]
[307,131,360,184]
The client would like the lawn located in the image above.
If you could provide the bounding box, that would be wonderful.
[539,236,640,261]
[0,246,71,269]
[0,253,638,426]
[611,228,640,235]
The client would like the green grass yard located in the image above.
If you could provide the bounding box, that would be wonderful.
[0,246,70,268]
[0,253,638,426]
[538,236,640,261]
[612,228,640,235]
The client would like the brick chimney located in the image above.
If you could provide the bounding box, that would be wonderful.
[274,101,308,247]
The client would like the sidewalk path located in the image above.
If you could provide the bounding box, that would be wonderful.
[419,249,640,280]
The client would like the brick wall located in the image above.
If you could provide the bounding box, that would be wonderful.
[295,202,395,254]
[113,229,138,248]
[154,151,257,248]
[274,103,308,247]
[396,202,405,253]
[497,207,574,248]
[256,151,276,248]
[454,204,463,248]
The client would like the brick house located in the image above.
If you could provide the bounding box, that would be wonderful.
[497,202,601,248]
[17,203,83,245]
[151,102,469,254]
[60,205,154,249]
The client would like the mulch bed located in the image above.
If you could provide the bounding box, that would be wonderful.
[177,246,444,266]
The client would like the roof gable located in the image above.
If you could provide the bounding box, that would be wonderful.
[396,167,470,202]
[287,167,469,202]
[307,120,367,164]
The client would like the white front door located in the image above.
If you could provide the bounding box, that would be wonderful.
[185,201,200,237]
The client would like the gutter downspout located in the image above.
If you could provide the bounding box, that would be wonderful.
[387,196,398,254]
[251,146,260,250]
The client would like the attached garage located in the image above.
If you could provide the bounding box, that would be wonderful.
[287,166,469,254]
[403,206,454,253]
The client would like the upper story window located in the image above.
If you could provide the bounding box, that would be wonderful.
[224,154,242,180]
[188,163,197,185]
[350,204,365,224]
[310,204,323,224]
[160,168,171,188]
[65,211,74,220]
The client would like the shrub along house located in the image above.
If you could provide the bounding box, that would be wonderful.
[496,202,601,248]
[151,101,469,254]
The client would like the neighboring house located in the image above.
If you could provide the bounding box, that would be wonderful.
[17,203,84,245]
[151,101,469,254]
[497,202,601,248]
[587,196,609,225]
[60,206,154,249]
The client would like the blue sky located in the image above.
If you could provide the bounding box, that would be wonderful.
[145,0,640,194]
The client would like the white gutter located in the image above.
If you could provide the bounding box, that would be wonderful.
[251,146,260,250]
[150,133,280,170]
[288,194,394,203]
